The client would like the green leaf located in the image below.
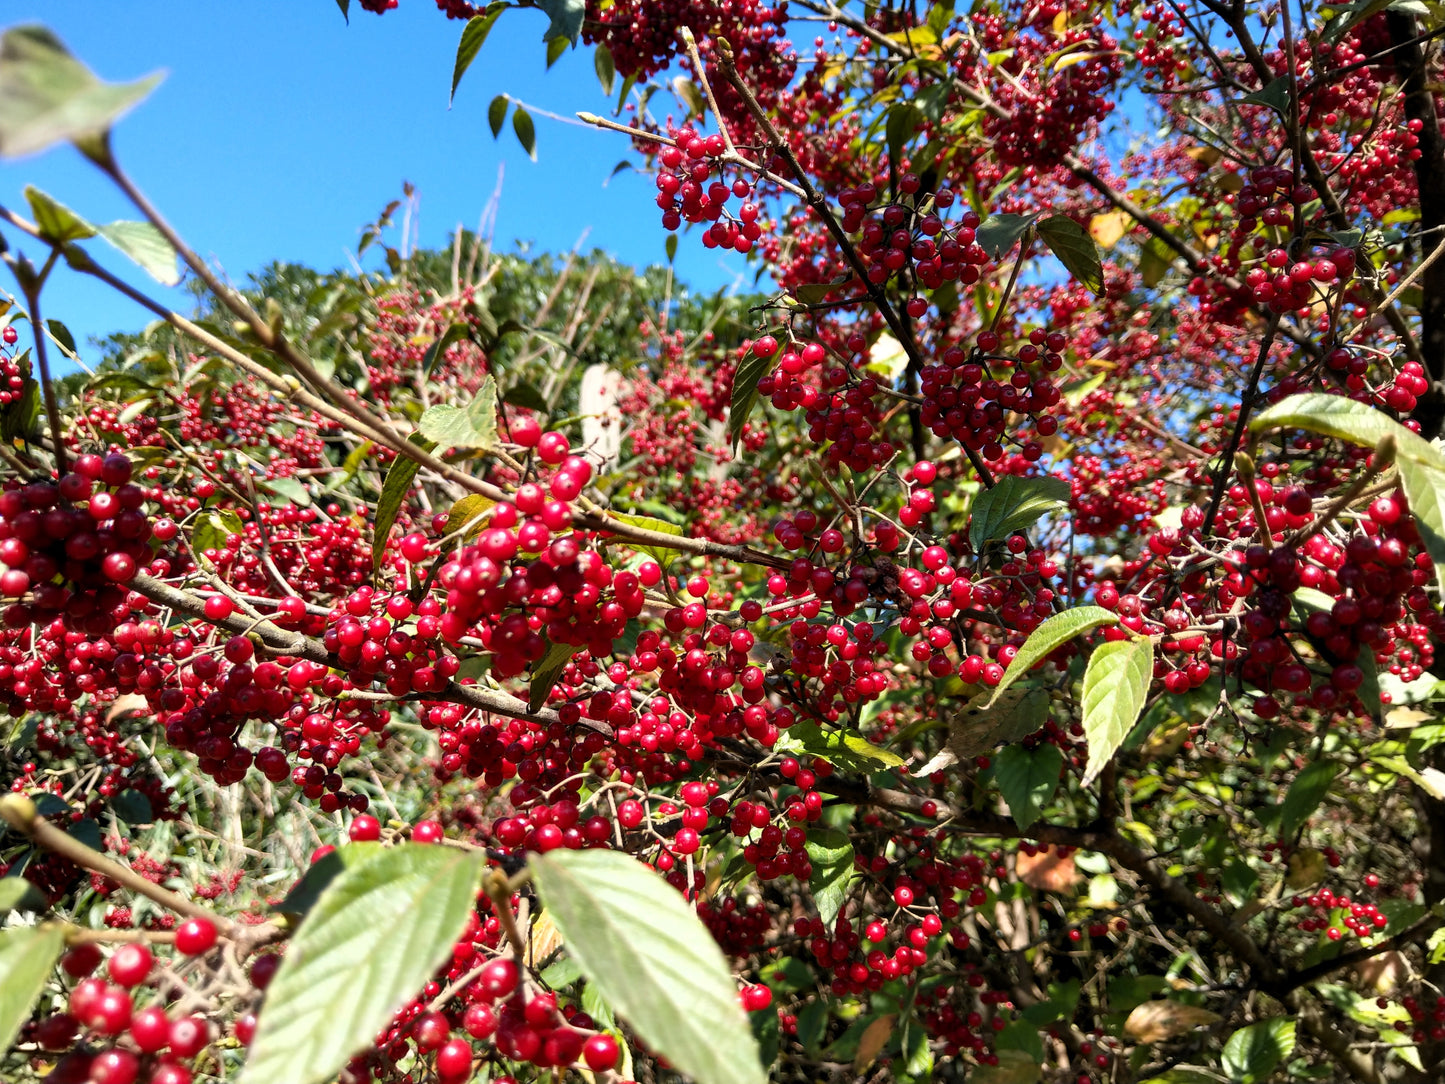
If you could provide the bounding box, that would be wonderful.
[986,605,1117,707]
[969,474,1071,548]
[335,0,350,22]
[1276,760,1342,841]
[418,376,498,450]
[729,341,777,449]
[546,34,569,68]
[530,638,581,713]
[975,212,1037,260]
[0,26,163,159]
[779,721,907,773]
[938,684,1052,764]
[1,375,38,442]
[1249,392,1435,464]
[24,184,94,241]
[488,94,508,138]
[446,493,496,540]
[610,511,685,570]
[451,5,506,104]
[796,998,829,1055]
[192,508,244,556]
[46,318,76,357]
[970,1049,1041,1084]
[665,233,678,264]
[273,842,383,919]
[537,0,586,45]
[885,102,924,165]
[530,848,765,1084]
[1080,637,1154,787]
[806,827,855,927]
[512,104,537,160]
[1395,453,1445,601]
[96,220,180,285]
[0,923,64,1051]
[993,743,1064,830]
[1238,77,1290,116]
[262,475,312,508]
[594,43,616,95]
[240,844,485,1084]
[1037,214,1104,294]
[497,383,547,416]
[372,435,437,574]
[1221,1018,1295,1084]
[421,321,474,377]
[0,876,46,913]
[110,789,153,826]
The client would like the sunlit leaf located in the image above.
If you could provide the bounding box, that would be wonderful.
[1081,637,1154,787]
[0,924,66,1053]
[969,474,1071,549]
[1037,214,1104,294]
[987,605,1117,706]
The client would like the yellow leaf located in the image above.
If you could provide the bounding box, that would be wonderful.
[853,1014,897,1073]
[447,494,496,540]
[1089,211,1129,249]
[1123,1000,1222,1043]
[1286,847,1327,889]
[529,908,564,964]
[1386,706,1432,729]
[1051,9,1069,34]
[1055,50,1107,71]
[1186,145,1223,167]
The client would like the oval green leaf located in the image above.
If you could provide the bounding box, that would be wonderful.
[372,434,436,573]
[987,605,1117,707]
[805,827,855,927]
[1221,1017,1295,1084]
[729,340,778,449]
[993,743,1064,831]
[0,923,64,1053]
[488,94,508,138]
[1037,214,1104,294]
[451,5,505,104]
[1080,636,1154,787]
[530,848,766,1084]
[96,220,180,285]
[512,104,537,160]
[969,474,1071,549]
[239,843,485,1084]
[529,637,581,712]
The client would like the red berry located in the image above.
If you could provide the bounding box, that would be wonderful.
[174,917,218,956]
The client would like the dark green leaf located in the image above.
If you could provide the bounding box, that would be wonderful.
[729,340,777,449]
[1237,77,1289,116]
[502,381,549,413]
[488,94,508,138]
[273,842,383,919]
[1276,760,1342,841]
[530,848,765,1084]
[96,220,180,285]
[975,212,1037,259]
[1221,1018,1295,1084]
[594,43,615,95]
[1081,637,1154,787]
[421,321,474,377]
[0,26,163,159]
[986,605,1117,707]
[665,233,678,264]
[537,0,586,45]
[451,6,506,104]
[418,375,498,450]
[885,102,924,166]
[0,375,38,443]
[335,0,350,22]
[45,318,76,357]
[530,638,581,713]
[0,924,64,1051]
[752,1001,781,1070]
[1037,214,1104,294]
[512,104,537,160]
[0,876,46,914]
[546,34,569,68]
[939,684,1053,763]
[24,184,94,241]
[240,844,485,1084]
[262,475,312,508]
[372,435,437,574]
[66,818,101,852]
[969,474,1070,548]
[993,743,1064,830]
[110,789,153,826]
[806,827,855,927]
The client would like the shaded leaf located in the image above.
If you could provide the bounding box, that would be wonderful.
[987,605,1117,707]
[488,94,508,138]
[273,843,383,919]
[421,321,474,377]
[885,102,924,165]
[512,104,536,159]
[805,827,855,927]
[537,0,586,45]
[0,26,163,159]
[1238,77,1290,116]
[110,789,153,826]
[240,844,485,1084]
[546,34,569,68]
[0,923,64,1052]
[665,233,678,264]
[0,876,46,913]
[451,5,506,102]
[1037,214,1104,294]
[610,511,685,570]
[1081,637,1154,787]
[1277,759,1342,841]
[531,848,765,1084]
[975,213,1037,259]
[97,220,180,285]
[262,475,312,508]
[729,340,777,449]
[529,638,581,713]
[969,474,1071,548]
[1221,1018,1295,1084]
[1124,1000,1222,1043]
[502,381,549,413]
[372,435,437,574]
[594,43,615,95]
[971,1049,1041,1084]
[993,743,1063,830]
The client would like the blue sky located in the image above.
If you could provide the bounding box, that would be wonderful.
[0,3,751,366]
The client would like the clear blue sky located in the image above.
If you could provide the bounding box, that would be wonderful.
[0,3,751,366]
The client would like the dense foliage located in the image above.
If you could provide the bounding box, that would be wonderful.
[4,1,1445,1083]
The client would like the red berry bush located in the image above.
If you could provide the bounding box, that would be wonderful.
[4,3,1445,1083]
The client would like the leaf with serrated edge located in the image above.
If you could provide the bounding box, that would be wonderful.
[1250,392,1437,464]
[1221,1018,1295,1084]
[610,511,685,569]
[96,220,179,285]
[805,827,854,927]
[993,743,1063,830]
[1081,637,1154,787]
[418,377,498,450]
[531,849,765,1084]
[969,474,1071,548]
[1037,214,1104,294]
[446,493,495,540]
[0,924,66,1054]
[0,27,163,159]
[239,844,484,1084]
[987,605,1117,706]
[975,213,1037,259]
[530,639,581,713]
[24,185,94,241]
[947,684,1051,761]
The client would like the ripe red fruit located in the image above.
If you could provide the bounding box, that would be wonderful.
[412,819,445,843]
[477,957,519,1000]
[435,1037,473,1079]
[740,984,773,1011]
[168,1016,210,1058]
[174,917,218,956]
[348,814,382,841]
[583,1032,620,1070]
[128,1006,170,1053]
[106,944,152,988]
[87,1048,139,1084]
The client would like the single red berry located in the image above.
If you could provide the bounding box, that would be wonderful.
[583,1032,620,1071]
[174,917,218,957]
